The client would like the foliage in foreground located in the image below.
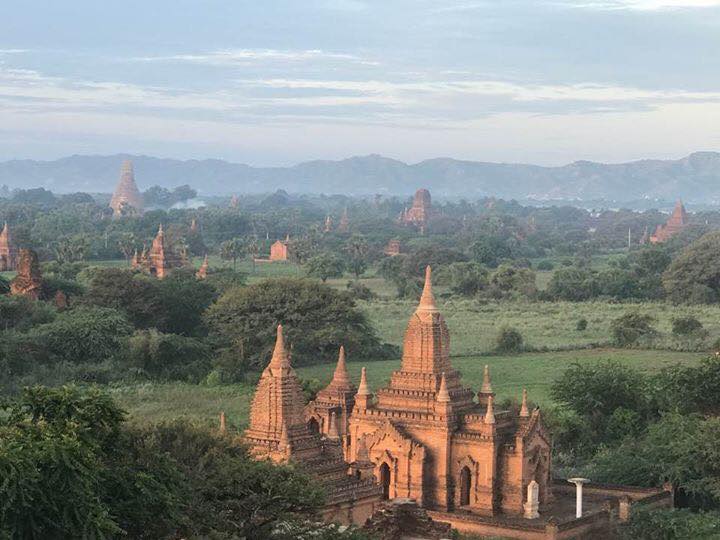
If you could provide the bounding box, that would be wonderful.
[0,385,337,539]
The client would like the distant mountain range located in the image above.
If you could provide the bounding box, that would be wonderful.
[1,151,720,202]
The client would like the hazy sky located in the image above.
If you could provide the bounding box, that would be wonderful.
[1,0,719,165]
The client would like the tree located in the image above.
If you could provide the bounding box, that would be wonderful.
[344,235,369,279]
[488,264,537,299]
[204,278,384,369]
[305,252,345,282]
[663,232,720,303]
[470,236,512,267]
[495,326,523,354]
[121,329,212,381]
[54,234,90,263]
[546,267,599,301]
[611,312,657,347]
[31,307,133,364]
[220,238,247,271]
[442,262,489,296]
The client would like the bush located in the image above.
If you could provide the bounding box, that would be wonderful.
[536,260,554,271]
[346,280,376,301]
[610,312,656,347]
[620,508,720,540]
[495,326,523,354]
[663,231,720,303]
[672,316,705,337]
[575,318,588,331]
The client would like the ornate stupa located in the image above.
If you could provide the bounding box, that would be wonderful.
[109,160,143,217]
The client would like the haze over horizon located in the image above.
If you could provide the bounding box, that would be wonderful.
[2,1,720,166]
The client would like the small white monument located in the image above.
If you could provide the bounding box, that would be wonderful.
[567,478,590,518]
[523,480,540,519]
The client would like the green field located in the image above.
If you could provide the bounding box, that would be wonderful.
[113,348,704,430]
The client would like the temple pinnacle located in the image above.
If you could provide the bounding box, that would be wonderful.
[327,411,340,440]
[417,265,438,312]
[330,345,351,389]
[437,372,451,403]
[520,388,529,418]
[269,324,290,369]
[357,367,371,396]
[485,395,496,425]
[481,365,493,394]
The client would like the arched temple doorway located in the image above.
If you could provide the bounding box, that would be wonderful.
[459,466,471,506]
[307,417,319,435]
[379,463,391,500]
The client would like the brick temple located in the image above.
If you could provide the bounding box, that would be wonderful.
[10,249,43,300]
[269,236,291,261]
[109,160,144,217]
[131,225,185,278]
[399,188,432,232]
[649,200,688,243]
[0,222,18,271]
[244,266,673,537]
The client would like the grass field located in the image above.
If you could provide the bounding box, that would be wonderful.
[113,348,705,430]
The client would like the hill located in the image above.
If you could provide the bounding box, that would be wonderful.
[1,151,720,201]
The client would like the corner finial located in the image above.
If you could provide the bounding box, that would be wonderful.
[417,265,437,312]
[481,364,493,394]
[437,372,451,403]
[327,411,340,440]
[520,388,529,418]
[485,395,496,425]
[357,367,371,396]
[330,345,351,388]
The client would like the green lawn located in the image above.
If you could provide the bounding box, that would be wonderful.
[114,348,704,430]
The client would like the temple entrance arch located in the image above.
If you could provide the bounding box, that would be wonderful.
[459,466,471,506]
[307,417,319,435]
[379,463,391,500]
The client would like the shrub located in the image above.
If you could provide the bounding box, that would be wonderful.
[346,280,376,301]
[575,318,588,331]
[536,260,554,271]
[495,326,523,354]
[672,316,705,337]
[610,312,656,347]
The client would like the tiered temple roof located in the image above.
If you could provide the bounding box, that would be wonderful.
[109,160,143,217]
[650,200,688,243]
[131,225,184,278]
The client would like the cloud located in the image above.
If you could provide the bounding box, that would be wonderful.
[135,48,378,66]
[561,0,720,9]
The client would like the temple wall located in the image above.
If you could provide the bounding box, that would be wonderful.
[320,494,378,526]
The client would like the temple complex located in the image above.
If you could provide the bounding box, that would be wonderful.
[109,160,143,217]
[649,200,688,243]
[244,325,382,524]
[131,225,185,278]
[0,222,18,271]
[399,188,432,233]
[10,249,43,300]
[269,236,291,261]
[244,266,674,537]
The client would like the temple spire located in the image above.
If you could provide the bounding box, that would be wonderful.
[437,372,451,403]
[481,365,493,394]
[484,395,496,425]
[269,324,290,369]
[520,389,529,418]
[417,265,438,312]
[329,346,351,390]
[357,367,371,396]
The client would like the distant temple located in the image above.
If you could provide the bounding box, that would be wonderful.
[131,225,185,278]
[242,266,674,536]
[10,249,43,300]
[109,160,143,217]
[244,325,382,524]
[649,200,688,243]
[196,254,209,279]
[383,239,402,257]
[0,222,18,271]
[269,236,291,261]
[399,189,432,233]
[324,215,333,233]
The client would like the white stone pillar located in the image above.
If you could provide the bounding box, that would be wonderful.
[567,478,590,518]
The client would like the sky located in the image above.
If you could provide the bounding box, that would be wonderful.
[1,0,719,166]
